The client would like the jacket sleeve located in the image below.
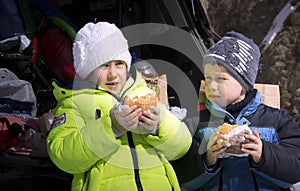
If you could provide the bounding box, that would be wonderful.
[173,142,221,191]
[170,138,204,183]
[172,113,223,189]
[251,109,300,184]
[47,97,120,174]
[143,102,192,160]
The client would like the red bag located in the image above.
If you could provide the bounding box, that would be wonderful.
[39,26,75,84]
[0,116,25,151]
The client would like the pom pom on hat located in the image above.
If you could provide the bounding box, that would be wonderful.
[73,22,132,79]
[203,31,261,92]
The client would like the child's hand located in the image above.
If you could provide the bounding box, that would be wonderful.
[138,105,160,133]
[241,130,263,163]
[206,132,228,166]
[111,104,142,132]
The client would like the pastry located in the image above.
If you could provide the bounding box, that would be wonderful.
[123,94,157,110]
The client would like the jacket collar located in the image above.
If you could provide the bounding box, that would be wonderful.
[205,91,262,125]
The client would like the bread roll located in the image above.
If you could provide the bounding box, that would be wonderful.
[217,123,252,156]
[218,123,238,134]
[123,94,157,110]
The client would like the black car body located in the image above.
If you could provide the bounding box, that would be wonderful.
[0,0,217,190]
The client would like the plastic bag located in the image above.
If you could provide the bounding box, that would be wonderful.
[208,123,253,158]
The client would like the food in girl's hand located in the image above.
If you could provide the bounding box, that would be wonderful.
[123,94,157,110]
[217,123,252,155]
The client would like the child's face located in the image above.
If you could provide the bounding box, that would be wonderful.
[204,64,245,107]
[91,60,127,95]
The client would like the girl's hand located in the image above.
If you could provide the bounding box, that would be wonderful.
[241,130,263,163]
[139,105,160,132]
[111,104,142,132]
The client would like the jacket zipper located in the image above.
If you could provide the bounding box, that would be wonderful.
[127,131,143,191]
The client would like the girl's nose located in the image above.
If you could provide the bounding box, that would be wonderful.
[107,66,117,80]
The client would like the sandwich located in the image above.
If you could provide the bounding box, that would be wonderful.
[123,93,157,110]
[217,123,252,155]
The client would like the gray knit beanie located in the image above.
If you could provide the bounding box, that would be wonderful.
[73,22,132,79]
[203,31,261,92]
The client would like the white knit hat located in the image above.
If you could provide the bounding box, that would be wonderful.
[73,22,132,79]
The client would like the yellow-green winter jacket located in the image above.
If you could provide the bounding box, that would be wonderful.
[47,72,192,191]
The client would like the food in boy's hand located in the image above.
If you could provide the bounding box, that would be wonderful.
[218,123,238,135]
[123,94,157,110]
[217,123,252,155]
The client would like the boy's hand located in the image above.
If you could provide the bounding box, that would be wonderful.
[206,132,228,166]
[138,105,160,132]
[241,130,263,163]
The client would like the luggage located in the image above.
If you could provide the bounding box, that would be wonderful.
[0,68,36,116]
[0,69,71,191]
[0,151,72,191]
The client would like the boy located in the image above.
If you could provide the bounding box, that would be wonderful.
[180,31,300,191]
[47,22,192,191]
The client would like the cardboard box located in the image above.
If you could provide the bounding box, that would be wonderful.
[254,83,280,109]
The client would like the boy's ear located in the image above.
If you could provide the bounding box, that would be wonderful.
[241,87,247,95]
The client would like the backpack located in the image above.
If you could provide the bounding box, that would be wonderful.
[0,68,37,116]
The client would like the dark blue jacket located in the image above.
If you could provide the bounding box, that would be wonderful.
[177,90,300,191]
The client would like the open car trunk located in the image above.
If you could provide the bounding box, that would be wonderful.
[0,0,216,190]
